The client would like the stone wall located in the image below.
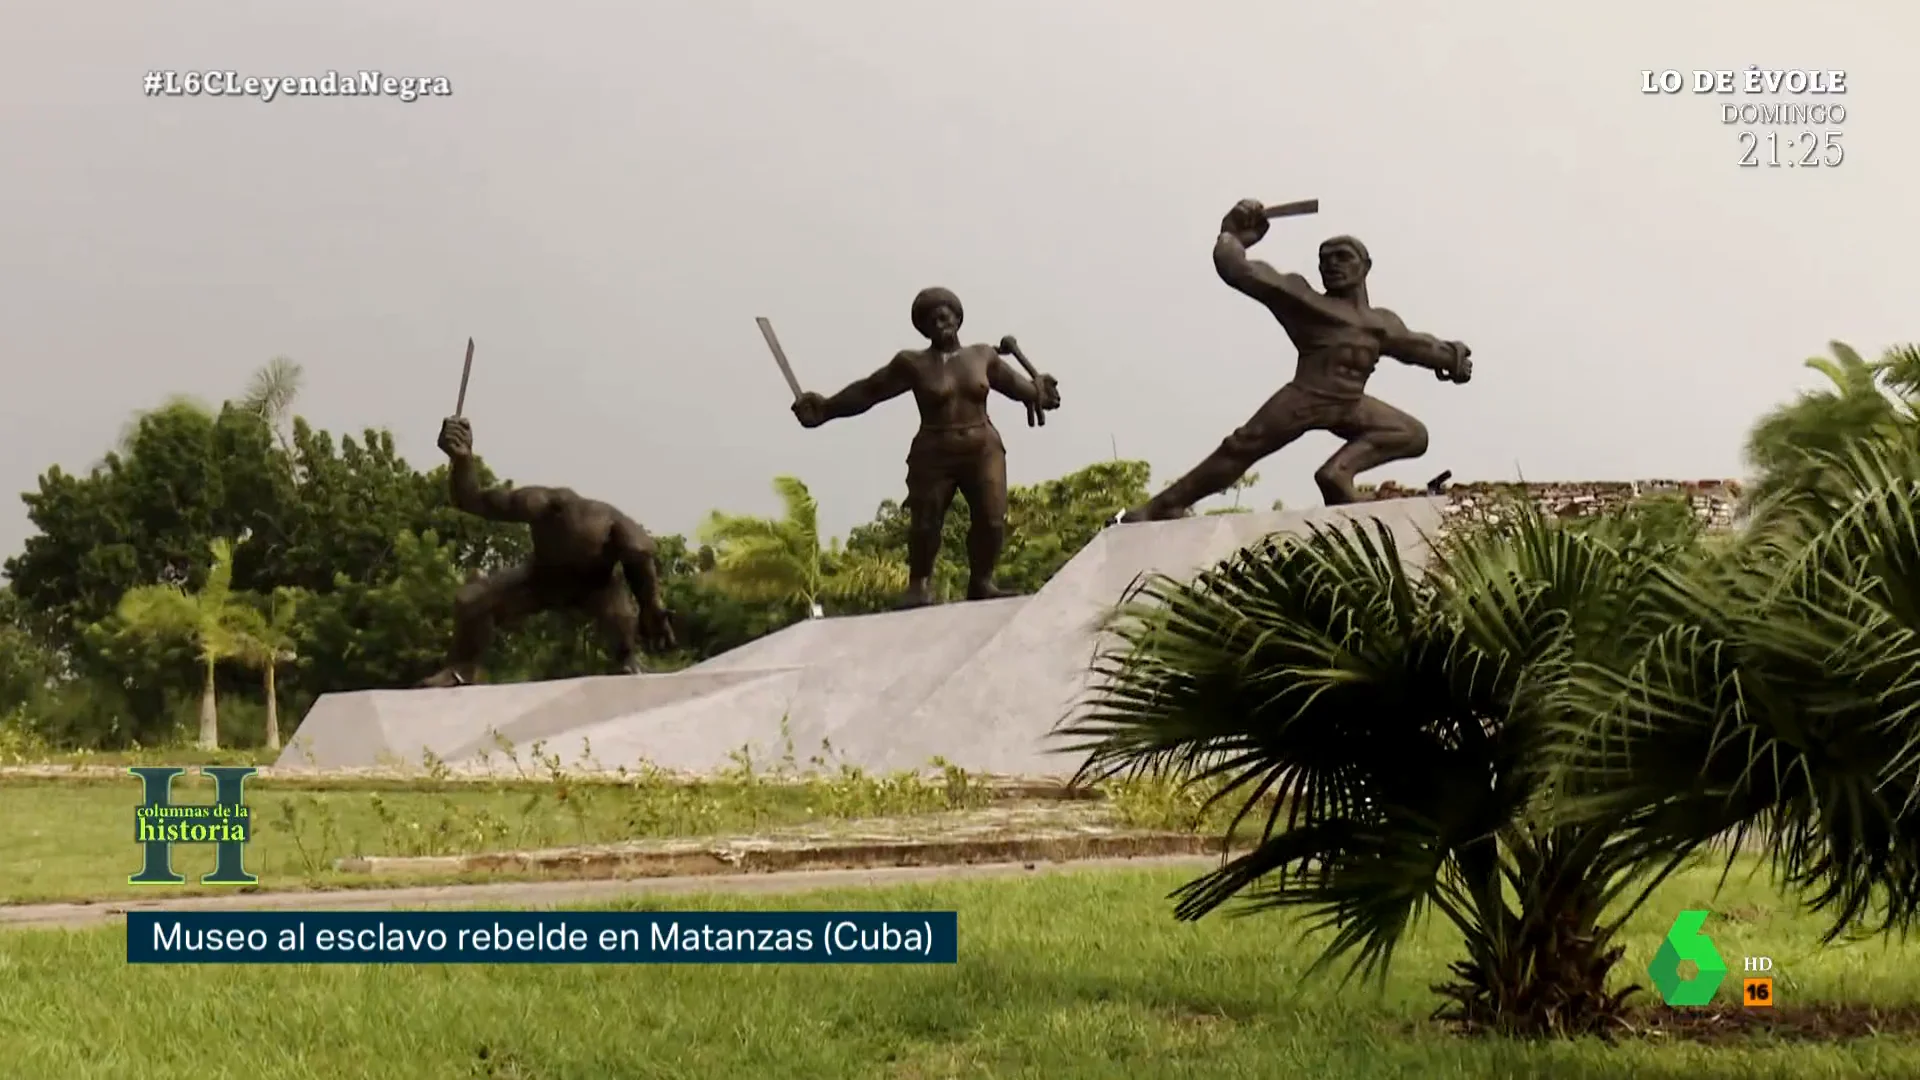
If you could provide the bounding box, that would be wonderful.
[1362,478,1745,531]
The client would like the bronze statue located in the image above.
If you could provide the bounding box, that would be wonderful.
[1120,199,1472,521]
[419,417,676,687]
[789,287,1062,607]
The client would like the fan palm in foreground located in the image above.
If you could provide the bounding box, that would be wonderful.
[1058,508,1694,1035]
[1060,421,1920,1035]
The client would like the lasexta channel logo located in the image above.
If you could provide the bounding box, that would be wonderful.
[1648,909,1728,1006]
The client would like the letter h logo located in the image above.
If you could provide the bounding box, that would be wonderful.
[129,766,258,886]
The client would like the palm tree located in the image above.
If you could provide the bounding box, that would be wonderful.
[700,476,907,615]
[1057,498,1746,1036]
[114,538,258,749]
[240,357,304,454]
[231,587,303,750]
[1562,428,1920,941]
[1743,341,1916,509]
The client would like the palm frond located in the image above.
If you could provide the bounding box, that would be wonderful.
[1878,344,1920,407]
[697,510,788,549]
[115,584,200,637]
[266,587,303,639]
[202,538,236,608]
[769,475,820,553]
[1055,514,1622,979]
[240,357,303,424]
[821,550,910,602]
[698,475,827,608]
[1560,435,1920,940]
[1806,340,1874,395]
[700,533,811,605]
[1743,341,1917,509]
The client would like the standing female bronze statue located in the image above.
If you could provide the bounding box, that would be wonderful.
[790,287,1062,607]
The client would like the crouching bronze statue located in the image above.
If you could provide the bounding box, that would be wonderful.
[419,417,676,687]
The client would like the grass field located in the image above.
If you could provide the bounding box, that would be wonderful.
[0,769,1002,903]
[3,862,1918,1079]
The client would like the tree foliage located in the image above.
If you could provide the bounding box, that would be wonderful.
[699,476,907,616]
[7,401,292,646]
[0,373,1153,748]
[0,586,58,717]
[108,537,258,748]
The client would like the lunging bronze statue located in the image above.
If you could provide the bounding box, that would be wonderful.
[786,288,1063,607]
[419,417,676,687]
[1120,199,1472,521]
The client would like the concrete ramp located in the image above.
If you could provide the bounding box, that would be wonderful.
[567,596,1025,772]
[892,501,1445,774]
[278,668,780,771]
[277,498,1444,776]
[280,595,1026,773]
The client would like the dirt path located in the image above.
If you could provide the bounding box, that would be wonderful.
[1,854,1216,930]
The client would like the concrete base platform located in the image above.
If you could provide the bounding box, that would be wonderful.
[276,498,1444,778]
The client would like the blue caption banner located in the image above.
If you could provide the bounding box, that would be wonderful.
[126,910,958,964]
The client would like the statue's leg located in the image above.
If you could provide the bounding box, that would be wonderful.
[611,521,673,656]
[901,457,959,608]
[586,577,644,675]
[956,446,1010,601]
[1122,385,1322,522]
[418,566,542,687]
[1313,395,1430,505]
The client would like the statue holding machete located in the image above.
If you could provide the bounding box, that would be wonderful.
[420,339,677,687]
[759,287,1062,608]
[1119,198,1473,521]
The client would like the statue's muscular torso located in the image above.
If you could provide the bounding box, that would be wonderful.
[472,484,655,583]
[523,493,629,573]
[1267,289,1397,402]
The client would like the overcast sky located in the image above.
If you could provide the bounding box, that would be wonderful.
[2,2,1910,561]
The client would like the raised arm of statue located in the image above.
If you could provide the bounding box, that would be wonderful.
[1212,232,1323,315]
[438,417,556,522]
[1209,198,1324,317]
[792,353,915,428]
